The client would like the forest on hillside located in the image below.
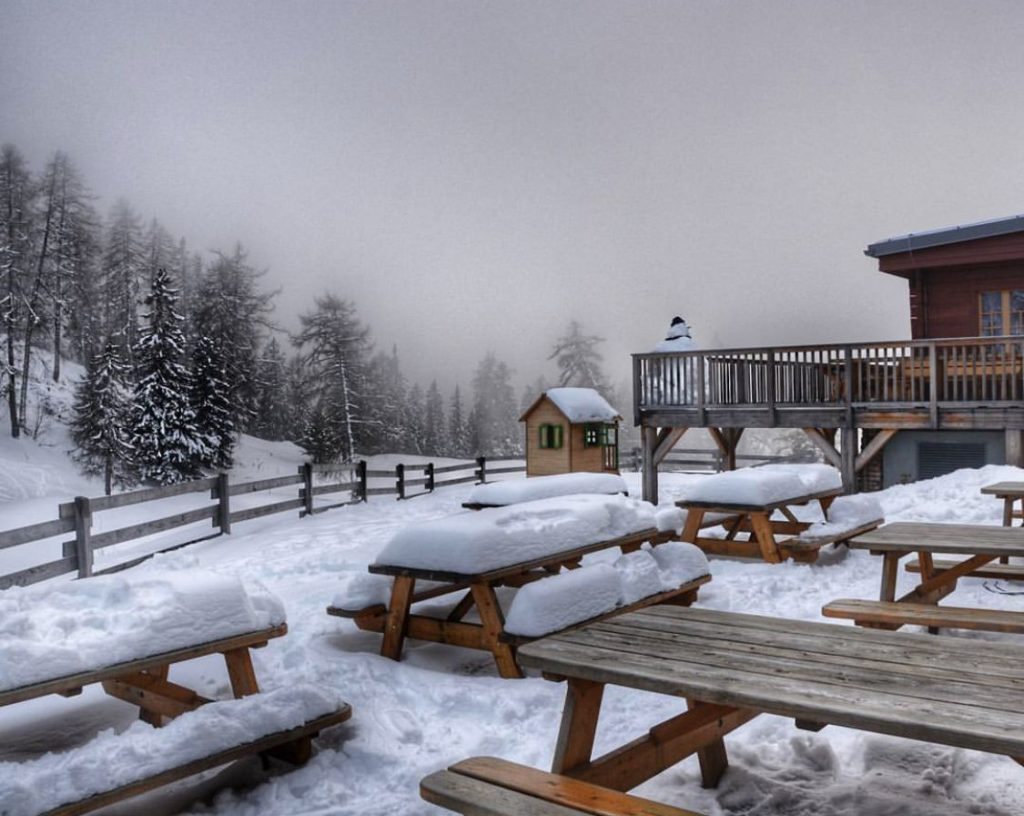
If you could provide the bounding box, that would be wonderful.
[0,144,624,491]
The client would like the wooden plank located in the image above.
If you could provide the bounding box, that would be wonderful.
[676,487,842,514]
[381,576,415,660]
[41,706,352,816]
[89,505,218,550]
[0,555,77,589]
[421,770,600,816]
[227,474,303,496]
[823,599,1024,634]
[432,462,479,475]
[438,757,706,816]
[230,498,305,524]
[849,522,1024,556]
[552,679,604,773]
[306,481,358,497]
[87,478,219,512]
[102,672,210,718]
[437,474,480,487]
[906,557,1024,580]
[980,481,1024,497]
[0,515,76,551]
[0,624,287,707]
[471,584,522,679]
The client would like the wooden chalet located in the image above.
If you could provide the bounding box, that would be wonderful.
[635,214,1024,502]
[521,387,622,477]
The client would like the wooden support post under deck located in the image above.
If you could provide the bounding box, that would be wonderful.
[840,426,857,494]
[641,426,658,504]
[1007,430,1024,468]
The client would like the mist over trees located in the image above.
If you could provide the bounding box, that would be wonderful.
[2,143,636,485]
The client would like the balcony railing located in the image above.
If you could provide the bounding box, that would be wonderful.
[633,336,1024,423]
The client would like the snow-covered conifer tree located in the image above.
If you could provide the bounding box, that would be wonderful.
[448,385,469,458]
[190,335,235,469]
[470,353,521,457]
[102,199,146,369]
[423,380,446,456]
[128,268,207,484]
[251,337,290,440]
[70,342,134,494]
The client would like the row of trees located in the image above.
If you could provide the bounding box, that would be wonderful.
[3,143,622,487]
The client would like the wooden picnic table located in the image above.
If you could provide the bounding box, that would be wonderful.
[824,522,1024,633]
[1,623,353,816]
[982,481,1024,527]
[517,606,1024,800]
[328,527,709,679]
[678,486,846,563]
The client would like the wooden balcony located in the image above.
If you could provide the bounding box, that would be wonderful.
[633,336,1024,433]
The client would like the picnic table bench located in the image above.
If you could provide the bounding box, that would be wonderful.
[328,526,709,679]
[823,521,1024,633]
[1,574,352,816]
[514,606,1024,807]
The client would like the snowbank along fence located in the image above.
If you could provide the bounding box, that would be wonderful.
[0,456,523,590]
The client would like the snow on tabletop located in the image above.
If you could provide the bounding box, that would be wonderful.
[504,541,710,637]
[798,493,885,543]
[543,387,620,422]
[0,569,286,693]
[0,683,345,816]
[680,464,841,507]
[373,494,659,574]
[465,472,627,506]
[330,572,448,611]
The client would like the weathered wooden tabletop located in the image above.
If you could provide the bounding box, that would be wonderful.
[981,481,1024,498]
[848,522,1024,556]
[518,605,1024,759]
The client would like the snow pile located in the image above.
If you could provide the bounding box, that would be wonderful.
[655,505,686,533]
[466,472,627,506]
[0,569,285,692]
[681,464,841,507]
[798,494,885,543]
[373,494,661,574]
[543,387,620,422]
[0,684,345,816]
[504,541,709,636]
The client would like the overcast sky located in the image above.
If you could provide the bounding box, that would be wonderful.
[4,0,1024,396]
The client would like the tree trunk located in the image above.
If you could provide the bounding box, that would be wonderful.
[19,167,56,425]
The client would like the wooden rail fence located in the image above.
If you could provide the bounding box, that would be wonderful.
[0,457,523,590]
[622,447,818,473]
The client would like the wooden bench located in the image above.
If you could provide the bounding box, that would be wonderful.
[2,624,352,815]
[421,756,704,816]
[822,598,1024,634]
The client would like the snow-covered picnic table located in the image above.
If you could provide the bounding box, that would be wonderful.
[0,570,352,816]
[462,472,628,509]
[327,494,711,678]
[676,464,883,563]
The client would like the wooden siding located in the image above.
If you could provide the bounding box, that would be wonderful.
[918,264,1024,339]
[568,423,610,474]
[524,399,570,476]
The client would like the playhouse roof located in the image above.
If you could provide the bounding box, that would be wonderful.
[520,387,622,423]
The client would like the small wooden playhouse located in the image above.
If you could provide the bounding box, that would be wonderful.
[520,387,622,476]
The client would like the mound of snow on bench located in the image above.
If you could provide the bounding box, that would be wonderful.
[374,494,670,574]
[465,472,627,506]
[0,569,285,693]
[797,493,885,542]
[0,684,344,816]
[504,542,710,637]
[681,464,841,506]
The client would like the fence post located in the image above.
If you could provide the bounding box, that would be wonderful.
[476,456,487,484]
[73,496,93,579]
[302,463,314,517]
[215,472,231,535]
[396,463,405,500]
[425,462,435,493]
[356,460,368,502]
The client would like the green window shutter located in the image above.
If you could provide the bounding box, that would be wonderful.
[554,425,563,449]
[538,424,550,449]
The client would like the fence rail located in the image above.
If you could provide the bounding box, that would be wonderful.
[621,447,819,473]
[0,457,524,591]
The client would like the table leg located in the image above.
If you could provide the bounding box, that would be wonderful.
[224,647,260,697]
[381,575,415,661]
[139,664,169,725]
[900,553,996,604]
[552,678,604,774]
[749,512,782,563]
[470,584,522,679]
[688,699,728,788]
[681,508,705,543]
[818,495,836,518]
[880,552,902,602]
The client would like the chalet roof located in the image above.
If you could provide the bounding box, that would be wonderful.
[519,387,622,423]
[865,213,1024,258]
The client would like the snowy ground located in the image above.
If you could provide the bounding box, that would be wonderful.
[2,441,1024,815]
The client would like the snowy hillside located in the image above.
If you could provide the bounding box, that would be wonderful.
[1,449,1024,815]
